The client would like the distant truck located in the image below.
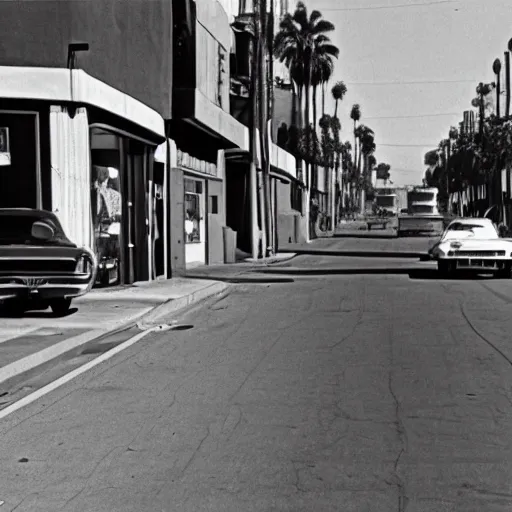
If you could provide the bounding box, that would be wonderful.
[374,189,398,215]
[397,186,444,237]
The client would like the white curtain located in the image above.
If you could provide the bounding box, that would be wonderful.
[50,106,92,250]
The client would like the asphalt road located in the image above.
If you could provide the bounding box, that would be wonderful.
[2,272,512,511]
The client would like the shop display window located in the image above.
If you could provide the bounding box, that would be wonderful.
[185,192,201,243]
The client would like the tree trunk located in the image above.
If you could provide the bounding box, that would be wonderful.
[313,85,317,133]
[312,85,318,194]
[322,83,326,116]
[334,99,338,119]
[291,82,298,127]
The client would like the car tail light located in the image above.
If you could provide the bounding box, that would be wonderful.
[75,254,92,276]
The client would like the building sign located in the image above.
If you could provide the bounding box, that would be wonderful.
[0,127,11,166]
[177,149,217,178]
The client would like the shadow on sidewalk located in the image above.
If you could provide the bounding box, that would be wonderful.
[278,249,428,259]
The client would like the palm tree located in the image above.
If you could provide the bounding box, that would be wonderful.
[274,2,338,240]
[349,104,361,206]
[311,51,334,141]
[359,127,376,212]
[330,81,347,220]
[350,104,361,165]
[274,2,338,131]
[331,81,347,118]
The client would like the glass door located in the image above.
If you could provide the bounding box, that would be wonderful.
[184,177,206,266]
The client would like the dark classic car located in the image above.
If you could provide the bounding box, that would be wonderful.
[0,208,97,315]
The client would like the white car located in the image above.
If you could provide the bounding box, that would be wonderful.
[429,217,512,277]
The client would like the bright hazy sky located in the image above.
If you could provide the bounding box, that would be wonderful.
[299,0,512,186]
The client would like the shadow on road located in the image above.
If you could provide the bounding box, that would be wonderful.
[0,306,79,319]
[331,233,398,239]
[408,269,499,280]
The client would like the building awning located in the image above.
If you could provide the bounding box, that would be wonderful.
[0,66,166,139]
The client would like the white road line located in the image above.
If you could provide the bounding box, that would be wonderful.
[0,327,40,344]
[0,324,170,420]
[0,329,106,385]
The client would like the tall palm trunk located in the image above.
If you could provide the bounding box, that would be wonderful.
[334,99,339,119]
[312,84,318,192]
[352,122,357,211]
[321,83,326,116]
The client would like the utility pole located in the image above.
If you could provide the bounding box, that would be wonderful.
[253,0,273,257]
[493,58,502,220]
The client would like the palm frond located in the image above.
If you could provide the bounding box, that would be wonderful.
[309,10,323,25]
[292,3,309,31]
[316,43,339,59]
[311,20,335,35]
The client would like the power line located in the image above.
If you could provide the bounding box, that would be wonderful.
[379,143,439,147]
[321,0,456,11]
[364,112,461,120]
[344,79,477,85]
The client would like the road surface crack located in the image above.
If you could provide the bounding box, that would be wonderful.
[388,299,409,512]
[459,302,512,368]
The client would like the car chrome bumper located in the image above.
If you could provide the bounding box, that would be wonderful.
[0,273,95,301]
[439,257,511,270]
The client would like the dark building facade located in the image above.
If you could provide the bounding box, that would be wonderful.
[0,1,171,285]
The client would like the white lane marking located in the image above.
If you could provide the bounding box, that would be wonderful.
[0,329,106,385]
[0,327,40,345]
[0,324,171,420]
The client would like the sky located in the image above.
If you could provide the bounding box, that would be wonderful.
[297,0,512,186]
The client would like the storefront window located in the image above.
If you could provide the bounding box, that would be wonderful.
[185,192,201,243]
[184,178,204,244]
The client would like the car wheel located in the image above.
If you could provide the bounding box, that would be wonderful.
[50,298,72,316]
[438,260,454,277]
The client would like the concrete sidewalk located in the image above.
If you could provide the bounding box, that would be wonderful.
[0,277,229,387]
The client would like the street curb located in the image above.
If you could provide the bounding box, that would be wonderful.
[0,281,230,387]
[277,249,428,259]
[252,265,436,276]
[138,281,229,326]
[185,273,295,284]
[242,253,298,265]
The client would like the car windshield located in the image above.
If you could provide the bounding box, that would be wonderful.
[0,212,74,246]
[444,222,498,240]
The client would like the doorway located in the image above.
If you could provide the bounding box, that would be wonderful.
[0,111,41,208]
[184,176,206,267]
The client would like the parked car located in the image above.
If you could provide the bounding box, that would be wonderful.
[429,217,512,277]
[0,208,97,315]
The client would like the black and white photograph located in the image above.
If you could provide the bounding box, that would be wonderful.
[1,0,512,510]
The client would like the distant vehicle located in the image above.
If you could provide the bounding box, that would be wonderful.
[374,189,398,216]
[0,208,97,315]
[429,217,512,277]
[398,186,444,236]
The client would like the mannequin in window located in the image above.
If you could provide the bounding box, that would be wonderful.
[185,210,195,242]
